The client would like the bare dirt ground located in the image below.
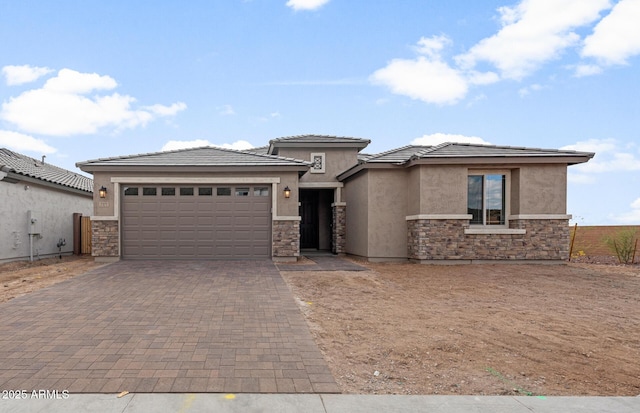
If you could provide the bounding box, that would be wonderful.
[0,255,104,303]
[281,261,640,396]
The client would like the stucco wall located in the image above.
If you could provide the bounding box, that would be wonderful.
[344,172,369,257]
[514,165,567,214]
[420,165,467,214]
[0,179,92,262]
[367,169,408,258]
[277,148,358,181]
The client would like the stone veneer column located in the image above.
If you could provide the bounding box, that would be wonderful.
[332,204,346,255]
[91,219,119,258]
[272,219,300,260]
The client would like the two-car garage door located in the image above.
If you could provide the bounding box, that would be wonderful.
[121,184,271,259]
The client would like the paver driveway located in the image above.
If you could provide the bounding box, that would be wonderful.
[0,260,339,393]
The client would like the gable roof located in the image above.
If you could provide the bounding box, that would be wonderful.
[77,146,310,171]
[268,134,370,154]
[337,142,594,181]
[0,148,93,193]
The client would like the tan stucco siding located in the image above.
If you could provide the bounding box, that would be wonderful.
[344,172,369,257]
[91,170,299,217]
[278,148,358,182]
[514,165,567,214]
[407,167,421,216]
[419,165,467,214]
[367,169,407,258]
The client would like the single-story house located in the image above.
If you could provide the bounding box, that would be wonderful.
[76,135,593,263]
[1,149,93,263]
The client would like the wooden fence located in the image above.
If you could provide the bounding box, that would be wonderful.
[81,216,92,254]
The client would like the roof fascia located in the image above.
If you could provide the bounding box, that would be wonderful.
[403,155,594,167]
[337,162,399,181]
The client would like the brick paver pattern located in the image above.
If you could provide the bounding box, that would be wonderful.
[0,260,339,393]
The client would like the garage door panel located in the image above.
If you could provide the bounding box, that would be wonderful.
[122,184,272,259]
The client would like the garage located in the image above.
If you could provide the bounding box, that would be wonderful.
[121,184,271,259]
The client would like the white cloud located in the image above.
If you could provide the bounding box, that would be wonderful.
[518,83,543,97]
[2,64,53,85]
[218,104,236,116]
[371,35,469,105]
[610,197,640,224]
[371,57,468,105]
[456,0,610,80]
[562,138,640,175]
[574,63,604,77]
[286,0,330,11]
[161,139,253,152]
[371,1,608,105]
[0,68,186,136]
[582,0,640,65]
[411,133,492,146]
[0,130,56,154]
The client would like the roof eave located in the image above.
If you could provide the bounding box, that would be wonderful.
[77,163,310,174]
[403,154,595,167]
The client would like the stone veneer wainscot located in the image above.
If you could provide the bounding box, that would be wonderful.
[407,218,569,261]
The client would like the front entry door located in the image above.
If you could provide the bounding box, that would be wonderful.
[299,190,319,249]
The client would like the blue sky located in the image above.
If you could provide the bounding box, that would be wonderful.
[1,0,639,225]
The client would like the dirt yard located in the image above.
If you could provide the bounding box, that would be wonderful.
[281,261,640,396]
[0,256,104,303]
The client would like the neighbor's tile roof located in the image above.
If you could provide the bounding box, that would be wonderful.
[0,148,93,192]
[77,146,311,168]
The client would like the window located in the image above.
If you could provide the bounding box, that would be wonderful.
[124,187,138,196]
[180,187,194,196]
[254,187,269,196]
[162,187,176,196]
[198,187,212,196]
[217,187,231,196]
[235,187,250,196]
[468,174,506,225]
[143,187,157,196]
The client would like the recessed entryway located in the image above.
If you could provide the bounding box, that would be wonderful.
[299,189,333,251]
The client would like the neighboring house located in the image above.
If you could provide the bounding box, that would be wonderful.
[0,149,93,263]
[77,135,593,263]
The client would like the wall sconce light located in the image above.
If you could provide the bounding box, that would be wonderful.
[99,186,108,199]
[283,186,291,199]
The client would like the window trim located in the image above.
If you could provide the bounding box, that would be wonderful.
[467,169,511,229]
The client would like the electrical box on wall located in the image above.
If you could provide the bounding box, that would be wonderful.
[27,210,42,235]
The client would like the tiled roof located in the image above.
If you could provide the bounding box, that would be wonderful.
[364,145,429,163]
[77,146,310,168]
[0,148,93,193]
[337,142,594,180]
[242,145,269,155]
[410,142,595,160]
[269,134,371,145]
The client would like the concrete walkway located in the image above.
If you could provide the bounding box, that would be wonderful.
[2,393,638,413]
[0,261,338,393]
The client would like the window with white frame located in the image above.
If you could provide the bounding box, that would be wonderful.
[467,173,506,225]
